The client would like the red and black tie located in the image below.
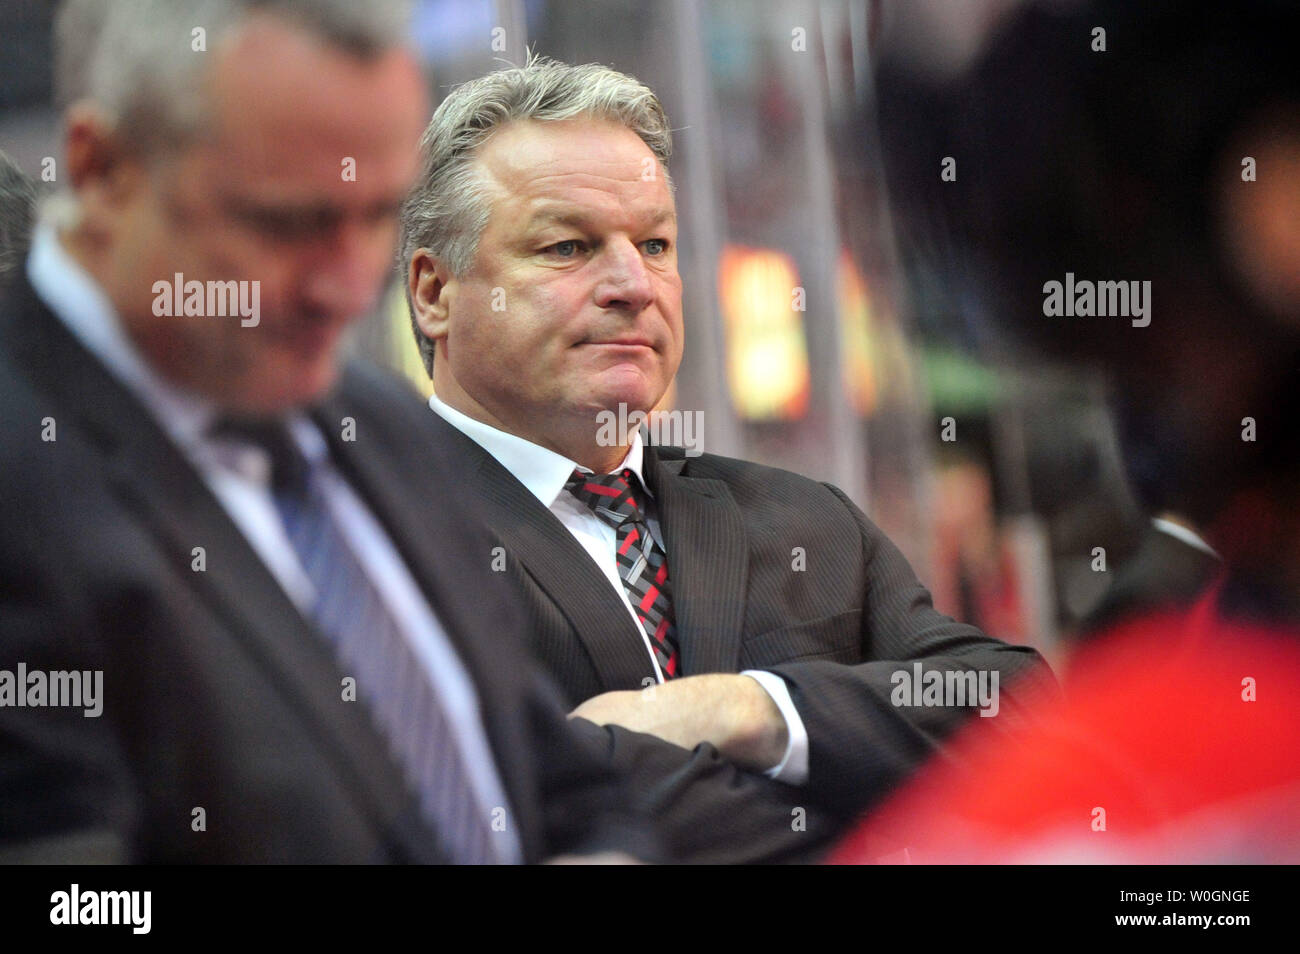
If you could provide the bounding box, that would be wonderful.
[565,468,682,679]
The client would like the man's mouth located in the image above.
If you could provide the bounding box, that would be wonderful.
[580,337,655,349]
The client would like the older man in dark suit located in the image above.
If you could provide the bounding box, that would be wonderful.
[0,0,653,864]
[401,56,1054,815]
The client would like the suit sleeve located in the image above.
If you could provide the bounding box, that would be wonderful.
[763,484,1058,814]
[565,716,851,863]
[522,666,849,864]
[514,670,666,862]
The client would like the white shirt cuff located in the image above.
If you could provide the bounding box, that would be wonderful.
[741,670,810,785]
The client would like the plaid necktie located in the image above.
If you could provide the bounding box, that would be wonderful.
[212,417,501,863]
[565,468,682,679]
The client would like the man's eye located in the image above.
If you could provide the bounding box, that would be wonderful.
[547,240,584,257]
[237,208,329,240]
[643,238,669,256]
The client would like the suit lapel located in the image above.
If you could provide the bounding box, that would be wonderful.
[101,426,443,860]
[425,414,655,690]
[316,386,554,860]
[645,447,750,675]
[3,284,442,862]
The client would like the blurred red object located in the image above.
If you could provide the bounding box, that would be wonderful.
[830,582,1300,863]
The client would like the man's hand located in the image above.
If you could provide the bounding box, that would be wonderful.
[569,673,789,772]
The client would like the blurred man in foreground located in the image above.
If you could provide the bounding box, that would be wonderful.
[0,0,651,863]
[401,56,1054,831]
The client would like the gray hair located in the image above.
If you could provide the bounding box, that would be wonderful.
[55,0,413,156]
[399,53,674,376]
[0,151,37,283]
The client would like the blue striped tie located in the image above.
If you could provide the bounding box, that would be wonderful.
[214,418,500,864]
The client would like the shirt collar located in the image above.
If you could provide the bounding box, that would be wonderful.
[1151,516,1221,560]
[26,218,217,454]
[428,391,651,507]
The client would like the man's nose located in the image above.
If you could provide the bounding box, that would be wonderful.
[593,239,654,313]
[299,221,391,320]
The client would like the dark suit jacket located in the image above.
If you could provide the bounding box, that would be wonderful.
[427,411,1056,814]
[0,275,649,863]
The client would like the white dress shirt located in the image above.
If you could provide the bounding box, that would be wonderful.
[429,393,810,784]
[27,222,521,862]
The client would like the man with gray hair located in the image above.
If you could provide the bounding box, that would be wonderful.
[403,55,1053,824]
[0,151,36,285]
[0,1,653,863]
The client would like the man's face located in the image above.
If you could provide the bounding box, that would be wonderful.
[90,16,428,412]
[430,118,684,448]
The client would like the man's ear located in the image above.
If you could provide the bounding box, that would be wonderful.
[408,248,455,346]
[64,103,140,203]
